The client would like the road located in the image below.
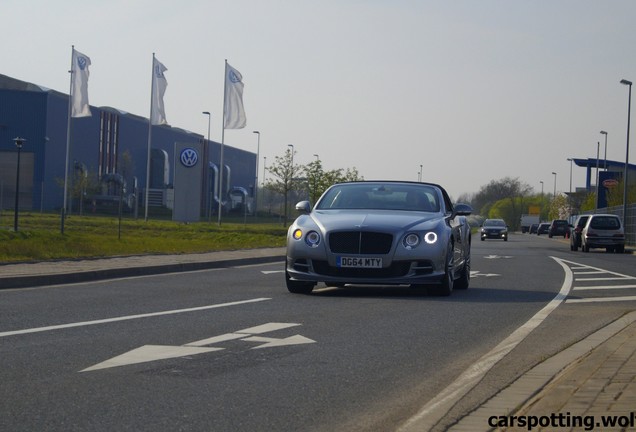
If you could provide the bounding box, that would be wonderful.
[1,234,634,432]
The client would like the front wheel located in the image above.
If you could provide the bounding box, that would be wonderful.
[432,242,454,296]
[285,271,315,294]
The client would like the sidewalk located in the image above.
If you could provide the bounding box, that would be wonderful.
[2,247,635,431]
[0,247,286,289]
[451,311,636,431]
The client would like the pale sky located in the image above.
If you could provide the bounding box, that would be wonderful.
[3,0,636,199]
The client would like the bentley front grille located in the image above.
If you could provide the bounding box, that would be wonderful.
[328,231,393,254]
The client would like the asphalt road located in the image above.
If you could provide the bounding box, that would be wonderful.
[1,234,635,432]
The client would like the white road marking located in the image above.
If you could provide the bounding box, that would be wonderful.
[483,255,513,259]
[81,345,224,372]
[262,270,285,274]
[470,271,501,278]
[185,323,301,347]
[81,322,315,372]
[0,298,272,338]
[398,256,572,432]
[242,335,316,349]
[567,296,636,303]
[574,284,636,291]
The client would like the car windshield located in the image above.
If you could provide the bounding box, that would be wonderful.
[484,220,506,227]
[590,216,621,230]
[316,183,441,212]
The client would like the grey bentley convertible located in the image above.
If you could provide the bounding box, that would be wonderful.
[285,181,473,296]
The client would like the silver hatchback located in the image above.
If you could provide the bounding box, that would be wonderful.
[581,214,625,253]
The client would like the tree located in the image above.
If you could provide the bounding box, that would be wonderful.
[549,194,570,220]
[606,177,636,207]
[473,177,532,230]
[264,148,304,225]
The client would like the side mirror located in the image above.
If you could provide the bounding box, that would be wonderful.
[453,203,473,216]
[295,201,311,214]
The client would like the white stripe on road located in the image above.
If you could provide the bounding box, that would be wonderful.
[0,298,271,338]
[566,296,636,304]
[398,256,573,432]
[574,284,636,291]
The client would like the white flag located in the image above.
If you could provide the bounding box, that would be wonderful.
[150,57,168,125]
[224,62,246,129]
[71,49,91,118]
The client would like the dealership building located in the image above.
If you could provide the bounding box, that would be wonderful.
[0,73,256,220]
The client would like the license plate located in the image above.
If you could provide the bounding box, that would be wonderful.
[337,257,383,268]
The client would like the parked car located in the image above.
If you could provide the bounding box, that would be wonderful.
[480,219,508,241]
[548,219,569,238]
[529,223,539,234]
[581,214,625,253]
[537,223,550,235]
[569,215,590,251]
[285,181,473,296]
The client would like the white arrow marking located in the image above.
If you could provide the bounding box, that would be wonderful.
[186,323,301,347]
[470,271,500,278]
[483,255,513,259]
[242,335,316,349]
[80,345,223,372]
[81,323,312,372]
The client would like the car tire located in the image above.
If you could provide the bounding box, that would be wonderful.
[433,242,454,296]
[617,245,625,254]
[454,255,470,290]
[285,270,315,294]
[504,236,508,241]
[583,242,590,253]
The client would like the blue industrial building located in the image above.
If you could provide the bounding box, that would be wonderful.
[0,73,256,217]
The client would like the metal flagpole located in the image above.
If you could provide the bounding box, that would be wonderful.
[61,45,74,234]
[218,60,227,225]
[144,53,156,221]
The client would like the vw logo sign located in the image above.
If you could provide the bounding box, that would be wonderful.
[180,148,198,167]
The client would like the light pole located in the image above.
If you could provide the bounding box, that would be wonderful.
[620,79,632,240]
[13,137,25,232]
[252,131,260,216]
[595,142,601,211]
[287,144,294,225]
[552,172,557,198]
[600,130,608,170]
[202,111,211,221]
[567,158,573,194]
[540,180,544,196]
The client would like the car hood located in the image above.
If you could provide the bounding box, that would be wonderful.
[306,209,445,232]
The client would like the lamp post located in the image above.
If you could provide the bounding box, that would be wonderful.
[620,79,632,240]
[202,111,211,220]
[596,142,601,211]
[567,158,573,194]
[287,145,294,225]
[13,137,25,232]
[540,180,544,196]
[552,172,557,198]
[600,131,608,170]
[252,131,260,216]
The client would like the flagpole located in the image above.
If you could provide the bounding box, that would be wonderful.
[218,60,227,225]
[61,45,74,234]
[144,53,155,221]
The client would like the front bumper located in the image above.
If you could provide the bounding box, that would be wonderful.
[286,257,446,285]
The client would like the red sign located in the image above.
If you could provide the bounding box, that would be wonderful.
[603,179,619,188]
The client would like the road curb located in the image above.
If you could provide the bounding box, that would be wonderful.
[0,255,285,290]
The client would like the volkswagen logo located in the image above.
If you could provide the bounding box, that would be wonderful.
[180,148,198,167]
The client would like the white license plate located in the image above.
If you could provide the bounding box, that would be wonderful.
[337,257,383,268]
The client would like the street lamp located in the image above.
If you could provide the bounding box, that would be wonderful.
[600,130,608,170]
[540,180,544,196]
[13,137,25,232]
[567,158,573,194]
[287,144,294,224]
[620,79,632,241]
[202,111,211,220]
[253,131,260,216]
[552,172,557,198]
[595,141,601,210]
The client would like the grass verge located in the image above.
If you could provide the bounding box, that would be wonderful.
[0,212,288,263]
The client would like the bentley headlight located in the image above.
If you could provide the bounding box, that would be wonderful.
[305,231,321,247]
[403,233,420,249]
[424,232,438,244]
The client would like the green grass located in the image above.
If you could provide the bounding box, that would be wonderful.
[0,212,288,263]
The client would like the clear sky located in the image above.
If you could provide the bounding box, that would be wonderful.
[3,0,636,199]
